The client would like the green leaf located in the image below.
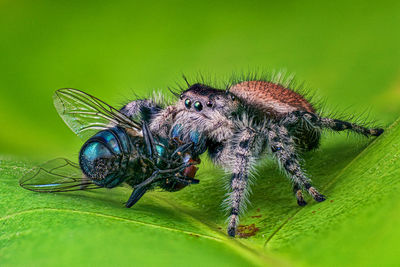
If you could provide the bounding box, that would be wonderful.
[1,117,399,266]
[268,118,400,266]
[0,158,283,266]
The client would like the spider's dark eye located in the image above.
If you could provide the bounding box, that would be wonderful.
[194,101,203,111]
[185,99,191,108]
[206,101,213,108]
[230,94,236,101]
[180,94,184,100]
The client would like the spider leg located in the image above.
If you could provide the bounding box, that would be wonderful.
[283,111,384,137]
[226,128,260,237]
[293,183,307,206]
[319,117,384,136]
[267,124,326,205]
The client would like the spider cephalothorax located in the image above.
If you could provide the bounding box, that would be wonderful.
[121,76,384,237]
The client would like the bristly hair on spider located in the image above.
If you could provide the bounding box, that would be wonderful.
[119,70,384,237]
[173,70,381,132]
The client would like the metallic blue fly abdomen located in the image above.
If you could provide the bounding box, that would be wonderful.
[79,127,133,188]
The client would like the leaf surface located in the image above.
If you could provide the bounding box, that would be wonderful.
[1,117,399,266]
[1,0,400,266]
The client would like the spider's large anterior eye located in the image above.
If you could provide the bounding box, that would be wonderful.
[194,101,203,111]
[185,99,191,108]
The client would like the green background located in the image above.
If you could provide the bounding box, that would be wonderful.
[1,0,400,266]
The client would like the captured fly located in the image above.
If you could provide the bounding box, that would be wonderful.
[20,89,200,207]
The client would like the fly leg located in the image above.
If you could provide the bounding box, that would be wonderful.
[142,121,157,160]
[126,187,148,208]
[125,162,193,208]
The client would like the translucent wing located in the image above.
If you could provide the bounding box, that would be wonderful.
[20,158,102,192]
[53,88,143,140]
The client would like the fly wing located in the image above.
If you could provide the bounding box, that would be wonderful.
[53,88,143,140]
[20,158,102,192]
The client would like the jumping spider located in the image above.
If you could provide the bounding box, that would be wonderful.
[120,77,384,237]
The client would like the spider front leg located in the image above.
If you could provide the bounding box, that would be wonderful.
[267,124,326,205]
[225,128,261,237]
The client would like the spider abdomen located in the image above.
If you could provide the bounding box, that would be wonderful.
[229,80,315,118]
[230,80,320,150]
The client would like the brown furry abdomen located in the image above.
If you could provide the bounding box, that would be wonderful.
[229,81,315,118]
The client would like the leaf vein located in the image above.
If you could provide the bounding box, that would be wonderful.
[0,208,221,241]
